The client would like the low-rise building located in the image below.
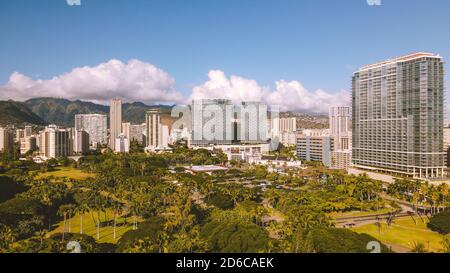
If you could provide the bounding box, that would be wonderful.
[194,143,270,163]
[186,165,229,175]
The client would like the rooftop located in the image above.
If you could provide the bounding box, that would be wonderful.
[188,165,229,172]
[358,52,442,72]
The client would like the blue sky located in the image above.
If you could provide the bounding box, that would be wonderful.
[0,0,449,109]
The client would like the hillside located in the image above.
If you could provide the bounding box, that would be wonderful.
[25,98,109,127]
[25,97,175,127]
[281,112,329,129]
[0,100,47,126]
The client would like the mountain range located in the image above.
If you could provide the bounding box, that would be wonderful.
[0,100,47,126]
[0,97,328,129]
[23,98,173,127]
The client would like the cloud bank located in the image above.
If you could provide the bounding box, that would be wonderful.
[0,60,349,113]
[189,70,350,113]
[0,59,183,105]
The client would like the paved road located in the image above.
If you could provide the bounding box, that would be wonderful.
[334,197,415,228]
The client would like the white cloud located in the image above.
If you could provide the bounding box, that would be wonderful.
[189,70,350,113]
[0,59,183,105]
[0,61,349,113]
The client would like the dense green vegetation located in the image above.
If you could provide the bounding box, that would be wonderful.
[388,178,449,214]
[306,228,391,253]
[0,176,28,203]
[428,211,450,235]
[0,145,448,253]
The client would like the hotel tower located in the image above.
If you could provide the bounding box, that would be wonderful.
[352,53,445,179]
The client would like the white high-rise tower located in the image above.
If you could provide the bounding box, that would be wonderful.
[109,98,122,149]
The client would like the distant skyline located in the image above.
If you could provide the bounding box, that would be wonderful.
[0,0,449,115]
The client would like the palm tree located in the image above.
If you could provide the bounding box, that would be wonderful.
[34,229,47,247]
[75,204,89,234]
[112,201,123,241]
[411,242,426,253]
[412,191,420,214]
[441,235,450,253]
[66,204,76,233]
[0,226,16,250]
[57,205,72,242]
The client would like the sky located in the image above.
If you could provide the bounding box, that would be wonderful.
[0,0,449,114]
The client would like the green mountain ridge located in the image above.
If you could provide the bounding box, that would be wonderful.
[24,98,173,127]
[1,97,328,129]
[0,100,47,126]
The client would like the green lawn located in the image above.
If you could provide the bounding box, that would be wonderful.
[352,216,445,253]
[48,210,139,244]
[36,167,95,181]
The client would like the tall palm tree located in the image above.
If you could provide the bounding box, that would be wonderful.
[66,204,76,233]
[75,203,89,234]
[57,205,71,242]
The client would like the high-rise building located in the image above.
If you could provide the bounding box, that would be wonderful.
[73,129,90,155]
[237,102,268,144]
[15,129,25,142]
[0,127,14,153]
[330,106,352,169]
[140,123,147,146]
[161,125,169,148]
[279,131,299,146]
[444,125,450,167]
[352,53,445,179]
[279,117,297,133]
[75,114,108,147]
[38,125,73,159]
[146,109,162,149]
[109,98,122,150]
[130,124,145,144]
[191,99,234,146]
[20,136,37,155]
[24,126,33,137]
[268,117,297,143]
[331,150,352,170]
[122,122,131,141]
[296,134,334,167]
[330,107,351,137]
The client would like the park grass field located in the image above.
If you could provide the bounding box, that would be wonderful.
[352,216,444,253]
[37,167,95,181]
[48,210,139,244]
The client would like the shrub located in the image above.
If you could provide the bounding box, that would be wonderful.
[116,217,165,253]
[201,219,270,253]
[0,176,28,203]
[307,228,392,253]
[205,192,234,210]
[428,211,450,234]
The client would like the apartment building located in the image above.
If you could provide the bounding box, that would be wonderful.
[352,53,445,178]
